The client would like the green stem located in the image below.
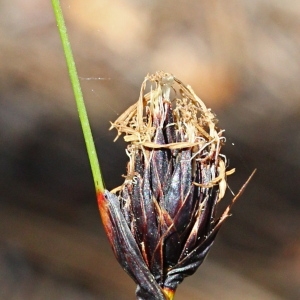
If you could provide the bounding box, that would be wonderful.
[51,0,105,193]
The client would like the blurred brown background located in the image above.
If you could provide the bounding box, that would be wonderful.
[0,0,299,299]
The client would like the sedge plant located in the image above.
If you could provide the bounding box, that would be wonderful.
[51,1,255,299]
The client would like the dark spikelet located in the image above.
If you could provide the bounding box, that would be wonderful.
[101,71,247,300]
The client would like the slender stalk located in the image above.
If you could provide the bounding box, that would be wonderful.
[51,0,105,193]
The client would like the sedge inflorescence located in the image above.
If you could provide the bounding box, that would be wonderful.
[101,71,237,300]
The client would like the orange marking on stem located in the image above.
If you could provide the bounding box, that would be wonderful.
[97,191,114,244]
[162,287,175,300]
